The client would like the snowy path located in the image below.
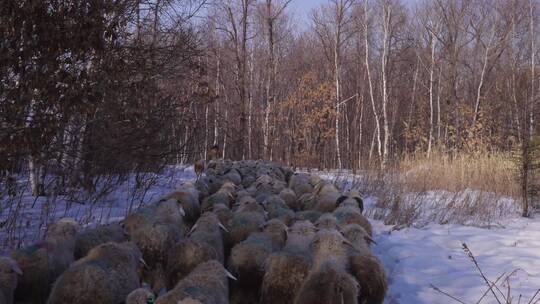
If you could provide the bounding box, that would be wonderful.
[372,216,540,304]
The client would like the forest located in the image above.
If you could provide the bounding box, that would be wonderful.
[1,0,540,210]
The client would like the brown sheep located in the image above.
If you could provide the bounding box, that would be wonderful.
[260,221,317,304]
[349,254,387,304]
[74,222,128,259]
[12,218,80,303]
[334,204,373,236]
[47,242,144,304]
[229,219,288,304]
[156,260,235,304]
[166,213,227,289]
[126,287,155,304]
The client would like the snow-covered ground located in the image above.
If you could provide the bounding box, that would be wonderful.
[0,166,196,251]
[365,195,540,304]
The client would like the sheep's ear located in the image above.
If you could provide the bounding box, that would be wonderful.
[342,239,358,251]
[188,224,198,235]
[364,235,377,245]
[218,222,229,233]
[336,195,348,206]
[225,269,237,281]
[354,197,364,213]
[139,258,149,269]
[10,261,22,275]
[178,206,186,217]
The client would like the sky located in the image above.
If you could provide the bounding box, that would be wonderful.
[290,0,327,28]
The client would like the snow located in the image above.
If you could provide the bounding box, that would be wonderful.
[365,195,540,304]
[0,166,196,251]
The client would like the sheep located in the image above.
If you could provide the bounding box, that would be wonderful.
[228,219,288,304]
[156,260,235,304]
[297,192,316,210]
[122,199,185,236]
[122,199,186,292]
[311,182,341,212]
[288,173,313,197]
[293,229,360,304]
[74,222,128,259]
[12,218,80,303]
[349,254,387,304]
[260,221,317,304]
[47,242,144,304]
[341,223,375,255]
[0,257,22,304]
[308,229,353,272]
[201,182,236,211]
[293,263,359,304]
[314,213,338,230]
[227,207,266,247]
[294,210,322,223]
[337,190,364,213]
[198,174,224,195]
[340,223,387,304]
[212,203,233,230]
[126,287,155,304]
[263,195,295,225]
[260,251,311,304]
[166,213,227,288]
[279,188,299,211]
[333,204,373,236]
[223,168,242,185]
[160,183,201,224]
[131,221,183,292]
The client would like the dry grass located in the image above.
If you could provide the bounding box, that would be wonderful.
[336,151,522,228]
[399,151,519,198]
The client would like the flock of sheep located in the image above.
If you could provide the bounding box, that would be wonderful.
[0,160,387,304]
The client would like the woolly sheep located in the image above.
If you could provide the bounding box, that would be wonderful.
[156,260,235,304]
[160,183,201,224]
[166,213,227,288]
[294,229,360,304]
[12,218,80,303]
[126,287,156,304]
[341,223,375,255]
[279,188,299,211]
[336,190,364,213]
[74,222,128,259]
[227,209,266,247]
[260,221,316,304]
[293,262,359,304]
[47,242,144,304]
[0,257,22,304]
[315,213,338,230]
[349,254,387,304]
[131,221,183,292]
[333,205,373,236]
[229,219,288,303]
[288,173,313,197]
[294,210,322,223]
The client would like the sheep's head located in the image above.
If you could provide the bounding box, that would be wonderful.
[310,229,355,270]
[336,194,364,213]
[340,224,376,248]
[315,214,338,230]
[45,218,80,245]
[126,287,155,304]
